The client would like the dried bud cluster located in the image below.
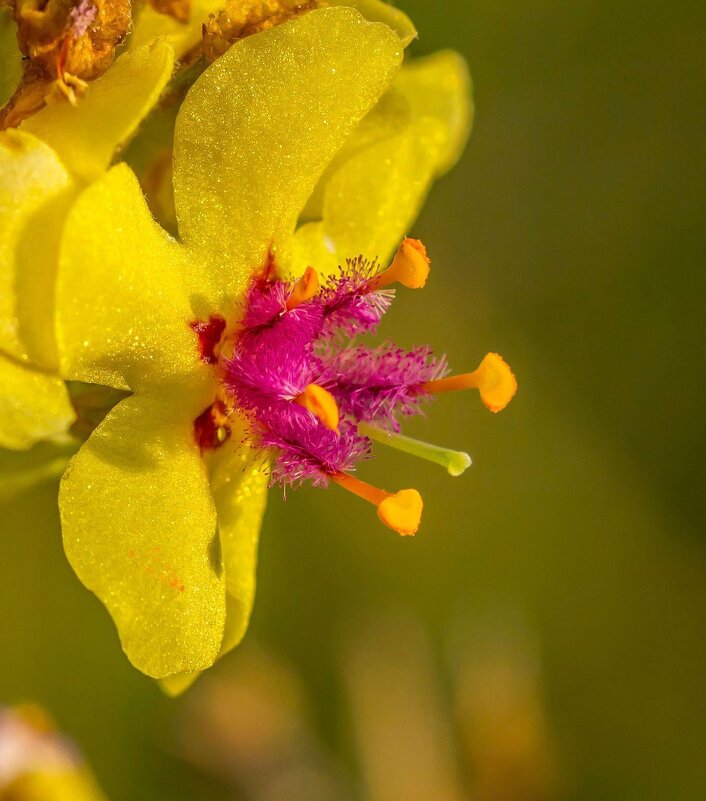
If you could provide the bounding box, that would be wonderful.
[148,0,190,23]
[202,0,325,63]
[0,0,130,128]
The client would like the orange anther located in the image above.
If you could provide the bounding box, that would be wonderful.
[376,489,423,536]
[286,266,319,310]
[294,384,339,432]
[422,352,517,413]
[368,238,431,291]
[330,473,423,536]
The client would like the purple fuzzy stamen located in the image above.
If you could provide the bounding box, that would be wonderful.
[221,259,445,486]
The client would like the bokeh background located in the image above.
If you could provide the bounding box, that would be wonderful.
[2,1,705,799]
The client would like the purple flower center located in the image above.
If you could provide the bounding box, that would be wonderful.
[192,257,445,488]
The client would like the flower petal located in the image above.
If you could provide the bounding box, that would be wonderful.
[0,354,75,450]
[173,6,402,306]
[0,130,74,369]
[160,436,268,695]
[329,0,417,47]
[21,40,175,184]
[292,51,472,274]
[59,392,225,678]
[212,439,268,652]
[56,163,206,393]
[130,0,222,59]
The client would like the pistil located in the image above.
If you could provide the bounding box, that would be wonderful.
[359,423,471,477]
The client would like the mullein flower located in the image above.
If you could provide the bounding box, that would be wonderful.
[0,39,175,456]
[0,705,107,801]
[55,7,515,687]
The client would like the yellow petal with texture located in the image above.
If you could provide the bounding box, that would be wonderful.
[173,7,402,308]
[0,354,75,450]
[60,393,225,678]
[161,435,268,695]
[292,51,472,275]
[212,438,268,653]
[0,130,74,369]
[22,40,175,184]
[56,164,206,394]
[330,0,417,46]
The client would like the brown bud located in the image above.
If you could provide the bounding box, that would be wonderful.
[148,0,190,24]
[202,0,326,64]
[1,0,131,128]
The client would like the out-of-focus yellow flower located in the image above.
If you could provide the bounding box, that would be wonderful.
[55,6,474,689]
[0,7,22,108]
[0,39,175,453]
[0,705,107,801]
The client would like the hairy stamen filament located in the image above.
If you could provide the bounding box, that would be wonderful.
[330,472,423,536]
[359,422,471,477]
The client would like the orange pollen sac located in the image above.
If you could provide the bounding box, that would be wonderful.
[422,352,518,413]
[294,383,340,432]
[331,473,423,536]
[368,238,431,291]
[286,266,320,310]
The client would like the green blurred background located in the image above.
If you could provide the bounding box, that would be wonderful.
[2,1,706,799]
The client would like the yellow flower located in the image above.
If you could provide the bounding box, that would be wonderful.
[55,7,488,690]
[0,40,175,454]
[0,704,107,801]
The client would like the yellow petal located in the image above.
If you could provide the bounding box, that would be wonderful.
[21,40,175,184]
[395,50,473,175]
[161,433,268,695]
[0,354,75,450]
[130,0,222,59]
[212,437,268,652]
[329,0,417,47]
[292,51,472,275]
[56,163,206,394]
[0,7,22,107]
[59,392,225,678]
[0,130,74,368]
[173,6,402,307]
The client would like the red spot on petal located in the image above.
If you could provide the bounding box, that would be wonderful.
[190,315,226,364]
[194,399,231,452]
[261,248,278,283]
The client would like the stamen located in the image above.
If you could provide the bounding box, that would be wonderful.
[331,472,423,536]
[286,266,319,310]
[421,352,517,413]
[294,384,340,432]
[359,423,471,477]
[368,238,430,291]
